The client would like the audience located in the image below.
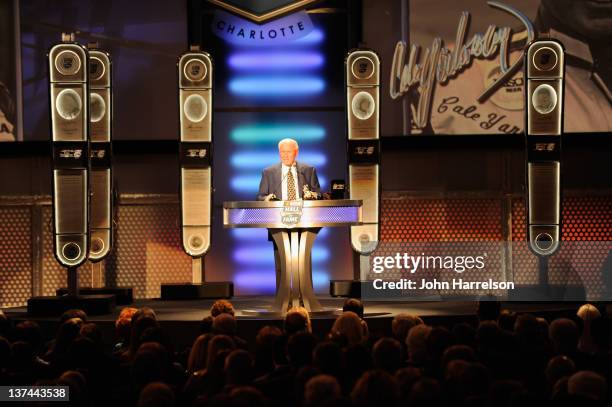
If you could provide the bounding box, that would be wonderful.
[0,300,609,406]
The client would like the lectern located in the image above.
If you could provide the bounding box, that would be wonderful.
[223,200,362,315]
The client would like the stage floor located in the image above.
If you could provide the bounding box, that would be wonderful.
[4,295,594,321]
[3,296,601,349]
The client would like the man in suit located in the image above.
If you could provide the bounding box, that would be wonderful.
[257,138,321,201]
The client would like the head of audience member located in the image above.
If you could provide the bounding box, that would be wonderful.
[567,371,607,403]
[549,318,579,355]
[406,324,432,365]
[226,386,267,407]
[128,313,159,359]
[131,342,170,392]
[373,337,403,373]
[284,306,312,335]
[396,367,422,404]
[225,349,254,386]
[206,334,236,371]
[137,381,175,407]
[441,344,476,372]
[200,316,213,334]
[13,320,43,354]
[210,299,235,318]
[514,313,544,344]
[577,304,601,322]
[254,325,282,375]
[115,307,138,346]
[392,313,423,344]
[287,332,317,368]
[80,322,103,348]
[49,317,83,359]
[313,341,342,378]
[60,309,87,324]
[330,311,366,346]
[351,369,399,407]
[212,313,237,336]
[487,380,528,407]
[546,355,576,387]
[68,336,99,371]
[498,309,517,332]
[409,377,443,407]
[426,327,454,369]
[304,374,342,407]
[187,333,213,374]
[576,304,602,353]
[343,298,364,319]
[57,370,88,406]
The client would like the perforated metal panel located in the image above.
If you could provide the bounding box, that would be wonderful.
[41,203,191,300]
[511,196,612,298]
[0,207,32,307]
[371,197,506,297]
[105,204,191,299]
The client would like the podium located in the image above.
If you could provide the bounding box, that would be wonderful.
[223,200,362,315]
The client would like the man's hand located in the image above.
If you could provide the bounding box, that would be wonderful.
[264,194,278,201]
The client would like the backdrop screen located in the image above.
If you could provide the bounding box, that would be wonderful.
[20,0,187,141]
[364,0,612,136]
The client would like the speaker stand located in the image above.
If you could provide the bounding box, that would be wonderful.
[56,261,133,304]
[161,257,233,300]
[28,266,116,316]
[330,252,370,298]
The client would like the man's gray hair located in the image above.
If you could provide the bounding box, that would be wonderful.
[278,138,299,150]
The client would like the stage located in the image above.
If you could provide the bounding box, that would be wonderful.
[3,296,599,350]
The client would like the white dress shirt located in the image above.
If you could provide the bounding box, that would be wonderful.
[281,163,300,200]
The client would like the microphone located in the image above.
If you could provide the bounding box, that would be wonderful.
[525,40,564,257]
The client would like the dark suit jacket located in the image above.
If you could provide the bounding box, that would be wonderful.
[257,162,320,201]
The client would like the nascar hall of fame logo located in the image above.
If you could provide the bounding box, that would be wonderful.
[281,200,303,226]
[389,1,536,129]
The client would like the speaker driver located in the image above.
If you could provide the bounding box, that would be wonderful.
[90,237,105,255]
[351,56,375,80]
[62,242,82,261]
[534,232,554,251]
[188,234,204,250]
[56,89,83,121]
[532,84,557,115]
[90,93,106,123]
[55,50,81,76]
[89,56,106,81]
[533,47,558,71]
[184,94,208,123]
[184,59,207,82]
[351,91,376,120]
